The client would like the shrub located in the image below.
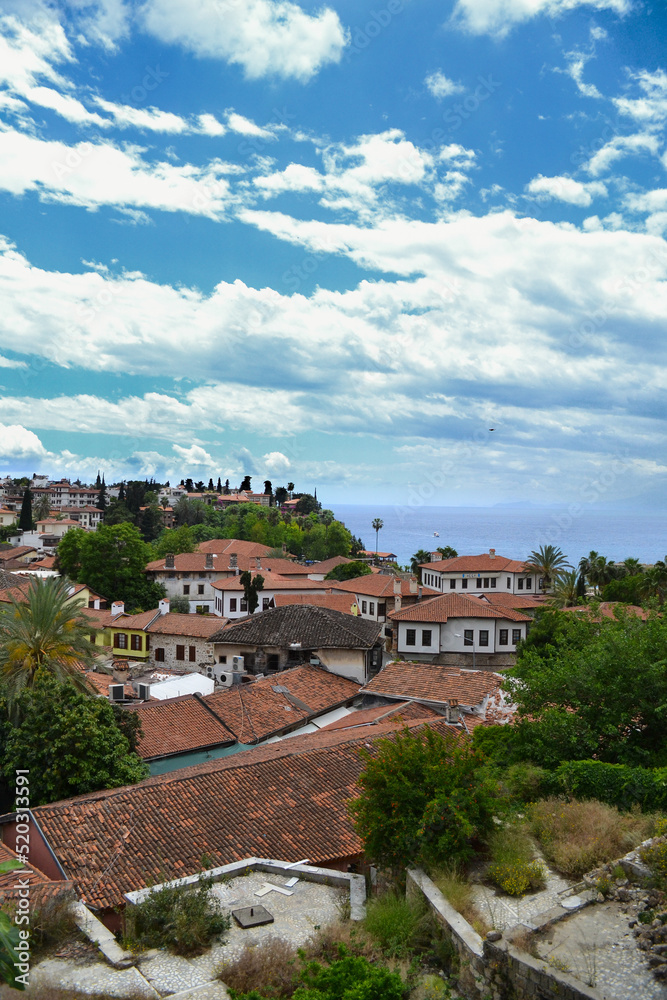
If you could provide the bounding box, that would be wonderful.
[432,866,489,936]
[219,938,300,997]
[555,759,667,812]
[29,892,78,959]
[125,877,230,956]
[294,952,405,1000]
[503,763,553,803]
[486,825,545,896]
[363,893,427,958]
[528,798,655,878]
[640,838,667,889]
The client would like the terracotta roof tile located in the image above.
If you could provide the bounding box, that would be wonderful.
[389,593,530,623]
[273,594,362,616]
[0,842,72,906]
[146,613,226,638]
[361,660,501,708]
[331,576,438,599]
[473,592,546,610]
[421,553,529,573]
[321,701,441,731]
[128,696,236,758]
[32,715,464,910]
[196,539,274,557]
[211,573,327,592]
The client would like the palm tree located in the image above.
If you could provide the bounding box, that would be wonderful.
[641,559,667,603]
[0,577,99,713]
[436,546,458,559]
[372,518,384,557]
[622,557,643,577]
[548,570,580,608]
[524,544,571,592]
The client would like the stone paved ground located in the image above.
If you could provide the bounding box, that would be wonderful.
[8,872,343,999]
[535,900,667,999]
[470,861,573,931]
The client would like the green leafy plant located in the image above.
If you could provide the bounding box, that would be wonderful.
[125,876,230,956]
[0,859,27,991]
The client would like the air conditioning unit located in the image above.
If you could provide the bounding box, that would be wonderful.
[218,672,232,687]
[109,684,125,702]
[232,655,244,670]
[137,683,151,701]
[206,667,214,677]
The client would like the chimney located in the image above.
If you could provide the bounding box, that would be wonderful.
[418,586,423,599]
[165,553,175,569]
[489,548,496,559]
[256,556,262,571]
[229,553,238,574]
[111,601,124,617]
[159,598,170,615]
[409,578,418,594]
[394,593,402,611]
[205,553,214,569]
[447,699,460,724]
[393,578,401,595]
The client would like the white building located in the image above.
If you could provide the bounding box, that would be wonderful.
[389,592,531,662]
[420,549,543,596]
[211,572,328,618]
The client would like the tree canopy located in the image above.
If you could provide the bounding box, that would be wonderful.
[324,561,372,582]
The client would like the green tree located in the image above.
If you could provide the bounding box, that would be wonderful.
[57,523,164,612]
[524,544,571,591]
[18,488,32,532]
[169,594,191,614]
[410,549,432,576]
[601,574,644,605]
[240,571,264,614]
[578,550,615,595]
[96,475,107,512]
[348,726,494,872]
[152,525,196,558]
[505,607,667,766]
[138,503,164,543]
[641,558,667,603]
[0,578,98,712]
[1,672,148,806]
[325,561,372,582]
[371,517,383,556]
[0,857,27,991]
[295,494,320,515]
[33,494,51,522]
[436,546,458,559]
[240,475,252,492]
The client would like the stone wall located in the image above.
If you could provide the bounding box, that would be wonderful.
[148,632,216,673]
[407,868,606,1000]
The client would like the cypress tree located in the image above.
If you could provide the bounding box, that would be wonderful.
[18,487,33,531]
[96,475,107,512]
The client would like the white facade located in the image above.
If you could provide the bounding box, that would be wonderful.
[213,583,328,618]
[395,617,527,658]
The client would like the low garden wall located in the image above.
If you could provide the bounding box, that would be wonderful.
[407,868,606,1000]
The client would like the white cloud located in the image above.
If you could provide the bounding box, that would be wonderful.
[585,133,661,176]
[263,451,291,475]
[139,0,348,81]
[225,112,274,139]
[564,54,602,99]
[91,98,189,133]
[424,71,464,99]
[451,0,631,37]
[63,0,130,50]
[0,423,47,459]
[0,129,234,218]
[526,174,607,207]
[613,70,667,124]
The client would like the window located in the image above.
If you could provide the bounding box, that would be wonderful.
[421,629,432,647]
[406,628,416,646]
[229,598,237,611]
[506,577,511,588]
[512,629,522,645]
[378,602,386,617]
[450,579,456,589]
[476,578,482,588]
[155,647,165,661]
[218,655,227,664]
[262,597,270,610]
[483,577,490,588]
[490,578,497,588]
[463,629,473,645]
[183,584,190,595]
[114,633,127,649]
[196,605,207,614]
[499,629,508,645]
[361,601,367,613]
[517,578,524,590]
[198,584,205,595]
[240,599,248,612]
[369,602,375,615]
[461,578,468,589]
[130,634,142,651]
[176,645,185,660]
[526,578,532,590]
[189,646,196,661]
[479,630,489,647]
[89,633,95,643]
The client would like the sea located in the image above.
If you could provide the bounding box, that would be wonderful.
[330,504,667,569]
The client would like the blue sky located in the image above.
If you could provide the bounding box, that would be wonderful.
[0,0,665,507]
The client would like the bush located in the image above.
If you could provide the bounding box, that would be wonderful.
[228,952,406,1000]
[486,825,546,897]
[432,866,489,935]
[640,838,667,888]
[126,877,230,956]
[362,893,427,958]
[219,938,300,997]
[502,763,553,803]
[555,759,667,812]
[29,893,78,959]
[528,798,655,878]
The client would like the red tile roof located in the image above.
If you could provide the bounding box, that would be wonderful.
[112,610,161,630]
[321,701,441,731]
[273,593,362,616]
[561,602,650,621]
[473,592,546,610]
[32,715,464,910]
[128,695,236,758]
[146,612,225,638]
[196,539,274,557]
[361,661,502,708]
[331,576,438,599]
[0,842,71,906]
[421,553,529,573]
[389,592,530,623]
[0,546,37,561]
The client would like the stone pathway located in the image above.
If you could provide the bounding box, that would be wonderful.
[14,872,343,999]
[470,859,573,931]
